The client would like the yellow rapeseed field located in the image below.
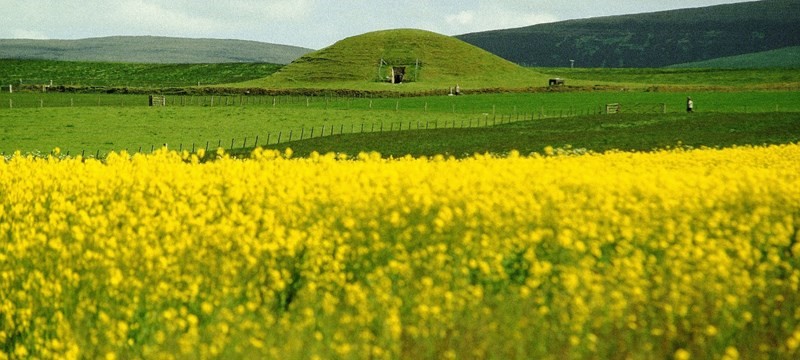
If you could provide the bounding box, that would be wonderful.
[1,144,799,359]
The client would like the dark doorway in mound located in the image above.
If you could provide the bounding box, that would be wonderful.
[392,67,406,84]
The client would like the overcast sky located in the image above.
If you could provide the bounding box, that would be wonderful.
[1,0,758,49]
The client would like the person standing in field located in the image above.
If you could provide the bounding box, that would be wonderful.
[687,97,694,113]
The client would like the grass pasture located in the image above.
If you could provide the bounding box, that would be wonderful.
[2,91,800,156]
[255,112,800,158]
[543,67,800,89]
[0,59,282,88]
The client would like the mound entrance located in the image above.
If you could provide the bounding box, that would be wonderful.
[378,58,421,84]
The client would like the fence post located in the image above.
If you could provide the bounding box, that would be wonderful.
[230,138,235,150]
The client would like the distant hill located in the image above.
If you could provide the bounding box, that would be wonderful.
[457,0,800,68]
[249,29,546,89]
[0,36,313,64]
[668,46,800,68]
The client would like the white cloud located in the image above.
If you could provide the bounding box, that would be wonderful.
[109,0,220,35]
[229,0,313,21]
[442,7,558,35]
[11,29,49,39]
[446,11,476,26]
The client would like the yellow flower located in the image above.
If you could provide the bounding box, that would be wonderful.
[674,348,691,360]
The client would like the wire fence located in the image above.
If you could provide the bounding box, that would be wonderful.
[4,112,545,160]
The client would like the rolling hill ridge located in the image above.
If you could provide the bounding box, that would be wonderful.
[457,0,800,68]
[0,36,313,64]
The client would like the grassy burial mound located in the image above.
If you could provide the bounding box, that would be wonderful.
[245,29,548,90]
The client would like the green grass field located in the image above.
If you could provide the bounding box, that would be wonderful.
[254,112,800,158]
[543,67,800,89]
[0,59,282,88]
[2,54,800,158]
[2,91,799,156]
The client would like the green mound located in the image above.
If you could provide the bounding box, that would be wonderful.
[244,29,546,90]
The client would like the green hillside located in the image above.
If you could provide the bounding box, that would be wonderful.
[245,29,550,90]
[669,46,800,69]
[0,36,313,64]
[457,0,800,68]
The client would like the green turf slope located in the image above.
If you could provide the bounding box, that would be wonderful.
[244,29,549,90]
